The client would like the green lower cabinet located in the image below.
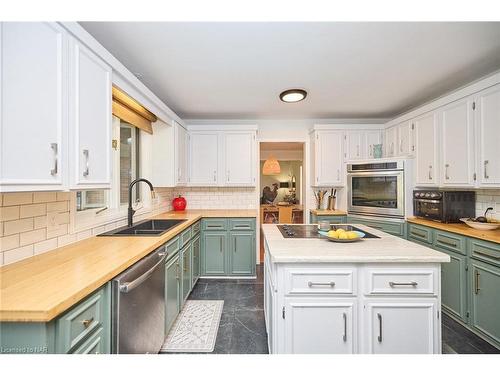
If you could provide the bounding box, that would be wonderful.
[201,218,256,277]
[470,259,500,346]
[407,223,433,245]
[165,254,180,334]
[192,234,201,285]
[229,231,256,276]
[439,248,468,322]
[0,283,111,354]
[181,243,192,304]
[202,231,227,275]
[310,213,346,224]
[348,216,406,237]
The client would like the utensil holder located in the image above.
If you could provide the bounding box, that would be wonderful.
[327,196,336,211]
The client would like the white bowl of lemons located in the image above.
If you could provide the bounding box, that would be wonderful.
[319,227,365,242]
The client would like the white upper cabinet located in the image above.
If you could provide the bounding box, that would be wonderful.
[151,120,188,187]
[397,121,415,156]
[0,22,68,191]
[365,130,383,159]
[439,97,475,187]
[224,132,256,186]
[384,126,397,157]
[189,132,219,186]
[475,84,500,187]
[68,38,112,189]
[176,123,188,186]
[414,112,439,186]
[312,130,344,186]
[345,131,366,160]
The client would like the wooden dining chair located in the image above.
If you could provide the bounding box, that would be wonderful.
[278,206,293,224]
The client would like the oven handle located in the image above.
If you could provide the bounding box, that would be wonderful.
[119,252,167,293]
[414,199,441,204]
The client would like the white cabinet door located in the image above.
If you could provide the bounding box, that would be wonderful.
[365,300,438,354]
[0,22,67,191]
[397,121,414,156]
[366,130,383,159]
[69,38,112,189]
[284,298,356,354]
[440,97,475,187]
[175,123,188,186]
[385,127,397,157]
[224,132,255,186]
[346,131,365,160]
[414,112,439,186]
[313,131,344,186]
[475,85,500,187]
[189,132,219,185]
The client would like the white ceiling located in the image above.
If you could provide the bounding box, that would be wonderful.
[80,22,500,120]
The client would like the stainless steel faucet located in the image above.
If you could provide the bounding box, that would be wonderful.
[128,178,156,227]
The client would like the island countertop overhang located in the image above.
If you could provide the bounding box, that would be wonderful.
[262,224,451,264]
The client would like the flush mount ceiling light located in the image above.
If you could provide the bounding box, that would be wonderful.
[279,89,307,103]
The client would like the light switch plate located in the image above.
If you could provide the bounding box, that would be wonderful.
[46,212,58,231]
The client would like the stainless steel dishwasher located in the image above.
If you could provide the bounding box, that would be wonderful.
[111,245,167,354]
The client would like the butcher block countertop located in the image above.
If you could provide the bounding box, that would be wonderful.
[262,224,450,264]
[310,209,347,216]
[407,217,500,244]
[0,210,256,322]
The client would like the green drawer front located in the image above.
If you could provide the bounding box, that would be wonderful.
[71,327,105,354]
[434,230,466,255]
[469,239,500,267]
[407,223,433,244]
[56,287,106,353]
[229,218,255,231]
[180,227,192,248]
[311,214,346,224]
[192,220,201,236]
[202,218,228,231]
[349,217,405,237]
[166,236,180,260]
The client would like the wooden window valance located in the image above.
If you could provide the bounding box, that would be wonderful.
[112,86,157,134]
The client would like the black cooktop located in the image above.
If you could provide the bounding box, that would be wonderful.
[277,225,380,239]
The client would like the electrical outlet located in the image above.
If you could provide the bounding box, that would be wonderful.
[46,212,58,231]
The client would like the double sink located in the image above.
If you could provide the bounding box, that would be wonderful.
[98,219,187,236]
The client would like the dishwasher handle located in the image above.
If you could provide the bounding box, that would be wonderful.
[119,251,167,293]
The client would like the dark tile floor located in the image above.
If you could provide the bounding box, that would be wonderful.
[183,265,499,354]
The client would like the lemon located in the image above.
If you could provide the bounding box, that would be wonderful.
[346,231,359,239]
[328,230,339,238]
[339,232,349,240]
[335,228,346,234]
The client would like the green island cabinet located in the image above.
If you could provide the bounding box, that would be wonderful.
[407,222,500,349]
[347,215,406,238]
[201,218,256,277]
[0,283,112,354]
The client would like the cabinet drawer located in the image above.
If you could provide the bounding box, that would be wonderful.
[166,236,180,260]
[71,327,105,354]
[192,220,201,236]
[433,230,466,255]
[311,215,346,224]
[202,219,228,231]
[407,224,433,244]
[284,268,356,295]
[180,227,192,248]
[229,218,255,231]
[365,268,437,295]
[56,288,105,353]
[349,217,404,237]
[470,239,500,267]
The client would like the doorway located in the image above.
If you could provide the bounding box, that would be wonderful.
[258,142,305,262]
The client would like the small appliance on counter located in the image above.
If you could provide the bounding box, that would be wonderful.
[413,190,475,223]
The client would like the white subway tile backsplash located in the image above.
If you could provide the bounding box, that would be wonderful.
[58,233,77,247]
[3,218,34,236]
[19,228,46,247]
[4,244,34,265]
[0,206,20,222]
[46,201,69,213]
[34,238,58,255]
[20,203,46,219]
[2,192,33,206]
[0,234,20,252]
[33,192,57,203]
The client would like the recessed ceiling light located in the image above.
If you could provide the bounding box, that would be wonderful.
[279,89,307,103]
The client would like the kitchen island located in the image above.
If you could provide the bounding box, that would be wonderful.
[262,223,450,354]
